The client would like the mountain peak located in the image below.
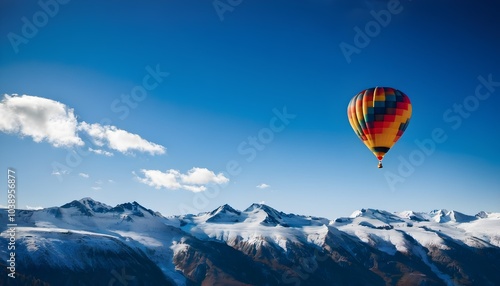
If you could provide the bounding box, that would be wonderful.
[430,209,449,216]
[110,201,157,217]
[476,211,489,218]
[244,203,287,226]
[60,197,112,215]
[79,197,112,213]
[205,204,242,223]
[244,203,277,213]
[431,209,476,223]
[397,210,429,222]
[60,200,93,216]
[210,204,240,216]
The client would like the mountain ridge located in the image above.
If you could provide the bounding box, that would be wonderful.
[16,198,498,222]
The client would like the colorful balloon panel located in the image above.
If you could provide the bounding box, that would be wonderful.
[347,87,412,164]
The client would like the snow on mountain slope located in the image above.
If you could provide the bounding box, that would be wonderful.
[455,212,500,248]
[1,198,187,285]
[1,198,499,285]
[333,209,411,255]
[397,210,431,222]
[332,208,500,253]
[429,209,477,223]
[180,203,330,251]
[0,225,176,285]
[64,197,113,213]
[205,204,243,223]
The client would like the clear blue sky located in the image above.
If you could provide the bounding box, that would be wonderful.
[1,0,499,219]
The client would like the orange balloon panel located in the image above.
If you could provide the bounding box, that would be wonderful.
[347,87,412,162]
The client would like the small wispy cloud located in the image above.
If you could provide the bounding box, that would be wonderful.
[135,167,229,193]
[256,183,270,189]
[88,147,114,157]
[79,173,89,178]
[52,169,70,176]
[92,186,102,191]
[79,122,165,156]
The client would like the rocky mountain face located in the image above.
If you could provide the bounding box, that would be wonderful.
[1,198,499,285]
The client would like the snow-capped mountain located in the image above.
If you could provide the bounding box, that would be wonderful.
[1,198,499,285]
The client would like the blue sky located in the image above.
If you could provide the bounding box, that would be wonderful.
[1,0,499,219]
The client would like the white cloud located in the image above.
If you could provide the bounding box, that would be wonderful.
[52,169,70,176]
[0,94,83,147]
[92,186,102,191]
[135,167,229,193]
[135,169,182,190]
[88,147,114,157]
[79,122,165,155]
[79,173,89,178]
[180,184,207,193]
[0,94,166,156]
[256,183,270,189]
[181,167,229,185]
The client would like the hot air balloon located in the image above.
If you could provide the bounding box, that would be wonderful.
[347,87,412,168]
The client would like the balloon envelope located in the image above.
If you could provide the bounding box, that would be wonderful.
[347,87,412,167]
